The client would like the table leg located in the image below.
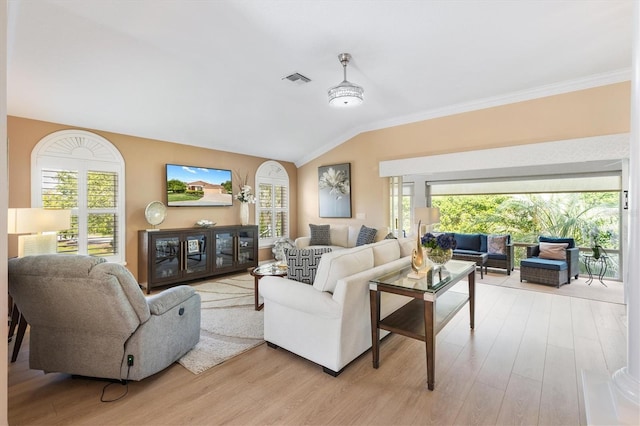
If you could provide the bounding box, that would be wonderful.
[424,299,435,390]
[8,302,19,342]
[370,289,380,369]
[12,314,27,363]
[468,270,475,330]
[254,276,263,311]
[598,258,608,287]
[585,258,594,285]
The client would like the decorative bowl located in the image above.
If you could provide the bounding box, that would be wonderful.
[195,219,215,228]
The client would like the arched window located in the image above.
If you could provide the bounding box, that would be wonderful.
[31,130,126,263]
[255,161,289,247]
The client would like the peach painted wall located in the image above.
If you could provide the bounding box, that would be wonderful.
[7,116,298,278]
[297,82,631,237]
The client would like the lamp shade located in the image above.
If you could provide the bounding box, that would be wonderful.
[414,207,440,226]
[8,208,71,234]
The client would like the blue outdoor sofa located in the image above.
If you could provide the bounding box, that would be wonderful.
[445,232,515,275]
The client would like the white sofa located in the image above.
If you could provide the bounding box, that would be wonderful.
[259,237,414,375]
[295,224,390,251]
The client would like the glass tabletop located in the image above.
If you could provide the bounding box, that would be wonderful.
[252,262,288,277]
[370,259,475,293]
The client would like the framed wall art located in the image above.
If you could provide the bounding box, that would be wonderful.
[318,162,351,218]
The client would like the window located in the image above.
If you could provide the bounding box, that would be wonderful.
[255,161,289,247]
[32,130,125,263]
[389,176,415,237]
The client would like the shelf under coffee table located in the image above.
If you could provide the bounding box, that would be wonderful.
[369,260,476,390]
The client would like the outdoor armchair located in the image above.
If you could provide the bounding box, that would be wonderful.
[520,236,579,287]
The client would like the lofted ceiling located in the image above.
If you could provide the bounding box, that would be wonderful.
[7,0,633,167]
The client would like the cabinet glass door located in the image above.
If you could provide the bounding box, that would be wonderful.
[184,231,209,277]
[237,228,257,267]
[214,231,235,269]
[152,235,181,281]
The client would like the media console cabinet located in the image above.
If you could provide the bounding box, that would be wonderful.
[138,225,258,293]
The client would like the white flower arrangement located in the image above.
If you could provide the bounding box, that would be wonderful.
[234,172,256,204]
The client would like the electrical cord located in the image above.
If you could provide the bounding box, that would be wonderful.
[100,359,131,402]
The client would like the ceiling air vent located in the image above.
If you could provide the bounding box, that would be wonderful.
[282,72,311,84]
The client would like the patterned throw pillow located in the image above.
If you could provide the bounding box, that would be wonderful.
[487,235,508,255]
[539,242,568,260]
[384,232,397,240]
[356,225,378,246]
[285,247,332,284]
[309,224,331,246]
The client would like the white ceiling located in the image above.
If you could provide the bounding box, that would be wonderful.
[7,0,633,167]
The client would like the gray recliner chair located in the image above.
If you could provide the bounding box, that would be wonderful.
[8,254,200,381]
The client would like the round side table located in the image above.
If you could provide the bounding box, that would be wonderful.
[250,262,287,310]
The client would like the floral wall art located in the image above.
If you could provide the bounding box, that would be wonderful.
[318,163,351,218]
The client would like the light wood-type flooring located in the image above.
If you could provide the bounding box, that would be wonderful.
[8,271,627,425]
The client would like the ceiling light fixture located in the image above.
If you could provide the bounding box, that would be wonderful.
[328,53,364,107]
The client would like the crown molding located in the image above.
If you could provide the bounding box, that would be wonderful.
[296,69,632,167]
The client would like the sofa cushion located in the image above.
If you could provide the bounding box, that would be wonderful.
[539,236,575,249]
[538,242,568,260]
[487,253,507,261]
[285,247,332,284]
[398,237,415,258]
[521,258,568,271]
[356,225,378,246]
[371,239,400,266]
[487,235,508,255]
[313,245,374,293]
[454,233,481,252]
[479,234,488,253]
[453,249,482,256]
[309,224,331,246]
[330,225,349,248]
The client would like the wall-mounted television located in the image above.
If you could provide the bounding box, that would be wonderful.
[166,164,233,207]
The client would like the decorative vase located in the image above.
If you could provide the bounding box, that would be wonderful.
[240,202,249,225]
[592,245,601,259]
[425,247,453,266]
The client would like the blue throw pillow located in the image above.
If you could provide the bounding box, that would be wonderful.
[356,225,377,246]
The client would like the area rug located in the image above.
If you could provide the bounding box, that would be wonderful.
[178,274,264,374]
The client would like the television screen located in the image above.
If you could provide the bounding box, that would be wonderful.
[166,164,233,207]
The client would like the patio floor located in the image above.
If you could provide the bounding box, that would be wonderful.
[478,268,625,305]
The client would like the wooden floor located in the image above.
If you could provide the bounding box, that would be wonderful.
[7,276,627,425]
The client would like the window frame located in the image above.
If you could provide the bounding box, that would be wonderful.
[31,130,126,263]
[255,161,289,248]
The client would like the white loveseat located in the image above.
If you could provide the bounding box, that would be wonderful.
[259,237,414,375]
[295,224,390,251]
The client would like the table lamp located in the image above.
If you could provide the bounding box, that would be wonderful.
[414,207,440,236]
[7,208,72,257]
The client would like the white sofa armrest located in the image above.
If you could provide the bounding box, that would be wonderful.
[295,236,311,249]
[259,276,341,319]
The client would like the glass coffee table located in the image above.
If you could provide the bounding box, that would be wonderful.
[250,262,287,310]
[369,260,476,390]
